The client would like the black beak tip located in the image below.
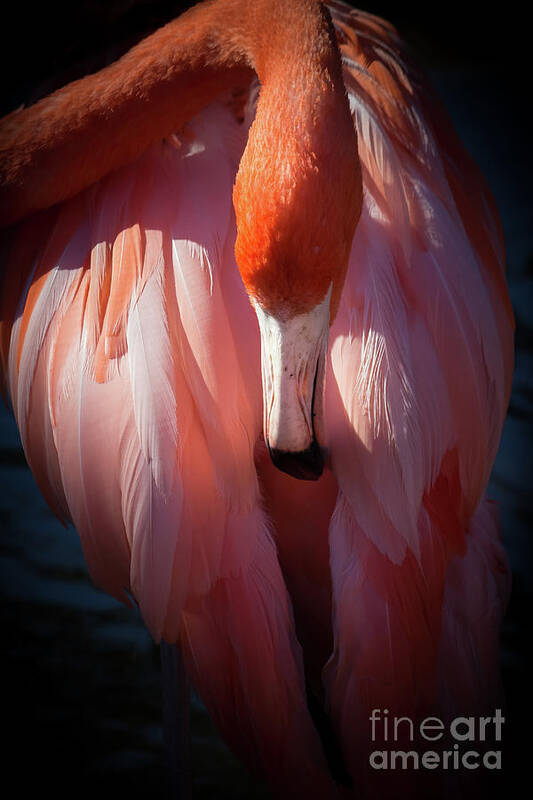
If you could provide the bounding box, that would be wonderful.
[268,439,324,481]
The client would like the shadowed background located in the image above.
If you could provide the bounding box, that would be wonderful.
[0,2,530,797]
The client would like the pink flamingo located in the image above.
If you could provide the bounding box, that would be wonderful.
[0,1,513,797]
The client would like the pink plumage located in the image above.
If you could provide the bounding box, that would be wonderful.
[0,1,513,797]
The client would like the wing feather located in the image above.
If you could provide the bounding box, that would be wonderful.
[324,3,513,785]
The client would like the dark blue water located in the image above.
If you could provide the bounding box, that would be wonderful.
[0,23,531,800]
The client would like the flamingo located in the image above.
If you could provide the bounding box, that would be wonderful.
[0,0,514,797]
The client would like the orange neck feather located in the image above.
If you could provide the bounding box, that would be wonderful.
[233,1,361,316]
[0,0,362,318]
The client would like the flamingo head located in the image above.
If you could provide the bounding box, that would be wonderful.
[233,84,362,479]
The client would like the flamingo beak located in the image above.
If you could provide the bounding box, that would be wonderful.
[253,285,331,481]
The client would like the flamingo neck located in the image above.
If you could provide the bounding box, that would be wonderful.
[233,2,361,317]
[0,0,349,229]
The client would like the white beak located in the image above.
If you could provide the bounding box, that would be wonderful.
[253,284,331,480]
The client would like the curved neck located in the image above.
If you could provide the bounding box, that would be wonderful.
[0,0,348,226]
[0,0,346,228]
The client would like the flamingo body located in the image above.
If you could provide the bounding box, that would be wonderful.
[0,1,513,797]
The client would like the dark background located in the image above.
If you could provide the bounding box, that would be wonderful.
[0,1,528,115]
[0,2,531,798]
